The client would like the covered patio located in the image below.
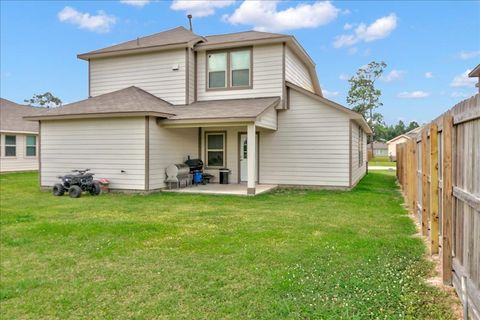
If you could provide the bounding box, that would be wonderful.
[162,183,278,196]
[158,96,280,195]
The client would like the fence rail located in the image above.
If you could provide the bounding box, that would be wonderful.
[396,94,479,320]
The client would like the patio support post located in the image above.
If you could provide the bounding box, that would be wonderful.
[247,123,256,195]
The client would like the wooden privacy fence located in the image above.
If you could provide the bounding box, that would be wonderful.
[397,94,479,320]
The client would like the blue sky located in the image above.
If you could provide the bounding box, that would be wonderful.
[1,0,479,125]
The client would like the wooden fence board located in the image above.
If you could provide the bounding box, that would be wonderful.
[430,124,439,254]
[396,94,479,317]
[442,114,453,285]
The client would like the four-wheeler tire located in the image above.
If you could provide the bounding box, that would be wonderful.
[89,181,101,196]
[52,183,65,196]
[68,185,82,198]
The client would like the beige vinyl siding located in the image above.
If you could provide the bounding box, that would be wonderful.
[0,133,38,172]
[196,44,283,101]
[40,117,146,190]
[90,49,186,105]
[285,46,314,93]
[351,122,367,186]
[255,106,277,130]
[188,49,195,104]
[149,118,198,190]
[259,89,350,187]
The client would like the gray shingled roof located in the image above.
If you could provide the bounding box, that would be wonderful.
[25,87,177,120]
[78,28,289,60]
[25,86,280,121]
[170,97,280,120]
[200,30,287,46]
[0,98,39,133]
[78,26,204,59]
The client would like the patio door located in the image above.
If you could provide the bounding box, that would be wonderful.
[239,133,258,182]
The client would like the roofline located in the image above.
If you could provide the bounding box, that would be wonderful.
[77,39,202,61]
[468,64,480,77]
[285,81,372,134]
[386,134,409,144]
[24,111,174,121]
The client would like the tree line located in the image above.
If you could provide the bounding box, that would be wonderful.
[346,61,419,143]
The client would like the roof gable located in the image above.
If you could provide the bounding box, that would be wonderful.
[0,98,39,133]
[78,26,204,60]
[285,81,372,134]
[24,87,177,120]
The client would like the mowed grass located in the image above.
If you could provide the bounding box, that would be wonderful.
[0,172,456,319]
[369,156,396,167]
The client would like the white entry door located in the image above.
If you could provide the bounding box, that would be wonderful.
[239,133,258,182]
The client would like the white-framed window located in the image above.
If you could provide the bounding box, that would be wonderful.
[230,50,251,87]
[208,52,227,89]
[5,135,16,157]
[206,132,225,168]
[358,127,363,167]
[207,48,251,89]
[26,135,37,157]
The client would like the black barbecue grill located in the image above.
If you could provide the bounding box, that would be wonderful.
[184,156,214,184]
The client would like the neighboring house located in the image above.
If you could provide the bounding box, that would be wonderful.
[25,26,371,194]
[0,98,39,172]
[367,141,388,157]
[468,64,480,93]
[387,126,423,160]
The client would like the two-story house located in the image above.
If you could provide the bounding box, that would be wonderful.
[26,26,370,195]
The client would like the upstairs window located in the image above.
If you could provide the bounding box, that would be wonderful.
[207,48,251,90]
[5,135,16,157]
[231,50,250,87]
[208,52,227,89]
[26,135,37,157]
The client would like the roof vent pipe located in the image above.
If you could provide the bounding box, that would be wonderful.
[187,14,193,31]
[136,37,139,46]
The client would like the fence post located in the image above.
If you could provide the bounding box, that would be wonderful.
[409,139,417,213]
[430,123,439,254]
[442,115,453,285]
[421,128,429,236]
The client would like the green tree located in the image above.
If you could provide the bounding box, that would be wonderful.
[347,61,387,148]
[24,92,62,108]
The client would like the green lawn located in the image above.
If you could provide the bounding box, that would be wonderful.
[369,156,396,167]
[0,172,456,319]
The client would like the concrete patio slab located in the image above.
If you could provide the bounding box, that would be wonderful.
[162,183,278,196]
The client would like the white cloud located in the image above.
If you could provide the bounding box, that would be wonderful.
[398,91,429,98]
[343,23,353,30]
[457,50,480,60]
[171,0,235,17]
[323,89,340,98]
[120,0,150,7]
[381,69,405,82]
[333,13,397,48]
[223,1,339,32]
[58,7,116,33]
[424,71,433,79]
[450,69,476,88]
[450,91,470,98]
[339,73,350,80]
